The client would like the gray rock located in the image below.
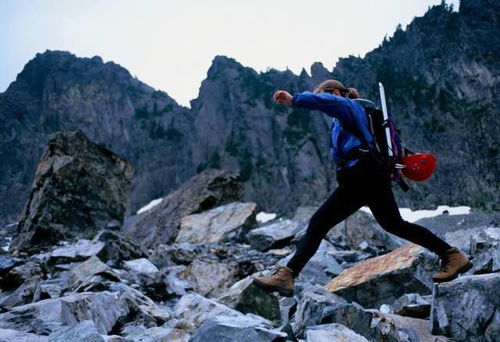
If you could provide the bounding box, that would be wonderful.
[175,202,258,244]
[0,255,22,277]
[174,292,257,332]
[469,227,500,274]
[293,285,347,337]
[0,291,128,335]
[280,240,343,285]
[328,210,406,254]
[178,258,238,297]
[325,244,439,308]
[109,283,171,326]
[68,256,121,291]
[123,169,242,248]
[123,258,159,277]
[0,328,48,342]
[33,276,70,302]
[217,276,281,323]
[188,315,287,342]
[9,130,133,254]
[304,323,369,342]
[1,261,43,291]
[148,243,205,269]
[392,293,432,319]
[93,230,146,267]
[124,326,189,342]
[48,320,104,342]
[48,239,105,263]
[430,273,500,341]
[327,250,372,268]
[248,219,303,251]
[0,280,40,310]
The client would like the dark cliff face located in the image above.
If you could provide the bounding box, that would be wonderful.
[0,0,498,224]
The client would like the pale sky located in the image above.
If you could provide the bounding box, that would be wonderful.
[1,0,459,107]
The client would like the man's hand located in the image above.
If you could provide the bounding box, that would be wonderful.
[273,90,293,106]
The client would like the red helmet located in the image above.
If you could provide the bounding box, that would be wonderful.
[401,154,437,181]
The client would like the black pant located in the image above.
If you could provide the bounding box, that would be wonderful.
[286,155,451,276]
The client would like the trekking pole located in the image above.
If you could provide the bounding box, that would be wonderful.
[378,82,394,158]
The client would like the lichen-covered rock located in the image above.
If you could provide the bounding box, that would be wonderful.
[247,219,302,251]
[325,244,438,308]
[430,273,499,341]
[175,202,257,244]
[189,315,287,342]
[9,130,133,254]
[123,169,241,248]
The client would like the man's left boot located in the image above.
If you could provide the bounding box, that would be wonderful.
[432,247,473,283]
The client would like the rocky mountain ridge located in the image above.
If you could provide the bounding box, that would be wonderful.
[1,0,498,225]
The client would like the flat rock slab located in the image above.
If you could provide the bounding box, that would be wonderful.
[175,202,257,243]
[189,315,287,342]
[431,273,500,341]
[325,243,438,308]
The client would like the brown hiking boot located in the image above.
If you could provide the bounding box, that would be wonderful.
[432,247,473,283]
[253,266,295,297]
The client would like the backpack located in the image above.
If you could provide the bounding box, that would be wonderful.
[352,98,411,191]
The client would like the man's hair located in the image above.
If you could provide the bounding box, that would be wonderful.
[347,88,360,99]
[313,80,349,97]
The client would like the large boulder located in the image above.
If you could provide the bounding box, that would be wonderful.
[123,169,242,248]
[325,244,438,308]
[430,273,499,341]
[175,202,258,244]
[9,130,133,254]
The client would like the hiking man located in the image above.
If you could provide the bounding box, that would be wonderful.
[253,80,472,297]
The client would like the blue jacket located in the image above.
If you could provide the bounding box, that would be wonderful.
[292,91,375,170]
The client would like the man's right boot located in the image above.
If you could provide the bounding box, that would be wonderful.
[253,266,294,297]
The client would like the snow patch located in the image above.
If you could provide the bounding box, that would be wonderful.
[256,211,277,223]
[360,205,471,223]
[136,198,163,215]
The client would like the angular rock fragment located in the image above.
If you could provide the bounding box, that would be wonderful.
[93,230,146,267]
[10,130,133,254]
[123,258,159,277]
[469,227,500,274]
[391,293,432,319]
[124,326,190,342]
[0,328,48,342]
[0,291,128,335]
[68,256,120,292]
[217,275,281,323]
[47,239,105,264]
[431,273,499,341]
[325,244,438,308]
[123,169,241,248]
[248,219,302,251]
[175,202,258,244]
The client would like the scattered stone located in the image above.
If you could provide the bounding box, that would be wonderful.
[0,280,40,310]
[0,291,128,335]
[123,169,242,248]
[1,261,43,291]
[0,255,22,277]
[149,242,208,269]
[431,273,499,341]
[123,258,159,277]
[175,202,258,244]
[325,244,438,308]
[178,258,237,297]
[94,230,147,267]
[189,315,287,342]
[392,293,432,319]
[304,323,369,342]
[247,219,302,251]
[33,276,70,302]
[218,275,281,323]
[327,250,372,268]
[9,130,133,254]
[173,292,244,332]
[48,239,105,264]
[124,326,189,342]
[293,285,347,337]
[47,320,104,342]
[68,256,121,292]
[0,328,48,342]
